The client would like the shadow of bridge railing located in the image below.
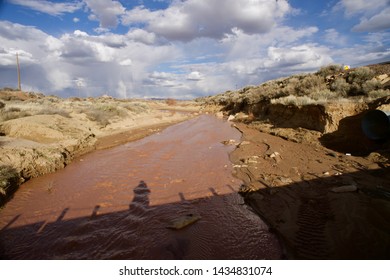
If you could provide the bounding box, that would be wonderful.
[0,180,282,260]
[1,169,389,260]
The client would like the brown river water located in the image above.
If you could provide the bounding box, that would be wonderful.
[0,115,282,259]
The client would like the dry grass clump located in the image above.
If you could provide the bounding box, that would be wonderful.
[347,67,375,85]
[79,103,129,127]
[0,100,70,122]
[37,107,70,118]
[346,67,376,96]
[0,93,23,101]
[330,78,350,97]
[0,165,21,205]
[367,89,390,99]
[362,79,383,93]
[309,89,344,102]
[316,64,344,77]
[295,74,327,96]
[271,95,317,106]
[120,102,149,114]
[64,98,150,127]
[84,109,111,126]
[0,107,32,122]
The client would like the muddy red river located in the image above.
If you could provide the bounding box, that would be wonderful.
[0,115,283,259]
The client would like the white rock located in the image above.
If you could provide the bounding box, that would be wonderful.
[227,115,235,121]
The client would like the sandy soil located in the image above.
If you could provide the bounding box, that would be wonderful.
[227,120,390,259]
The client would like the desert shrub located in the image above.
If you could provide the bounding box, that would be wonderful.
[316,64,344,77]
[238,86,255,94]
[1,87,17,91]
[367,89,390,99]
[271,95,317,106]
[45,96,60,103]
[243,88,267,104]
[0,107,31,122]
[121,102,149,114]
[100,104,127,117]
[0,102,71,122]
[330,78,350,97]
[82,104,128,126]
[280,77,300,96]
[309,89,343,101]
[362,79,383,95]
[0,165,21,205]
[266,79,288,97]
[0,94,13,101]
[229,91,244,103]
[26,98,45,105]
[0,101,5,109]
[85,109,110,127]
[346,67,375,85]
[348,83,364,96]
[345,67,375,96]
[37,107,70,118]
[6,107,21,113]
[213,94,229,105]
[294,74,326,96]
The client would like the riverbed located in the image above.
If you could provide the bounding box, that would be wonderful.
[0,115,282,259]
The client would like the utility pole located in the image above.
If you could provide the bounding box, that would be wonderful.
[16,53,21,91]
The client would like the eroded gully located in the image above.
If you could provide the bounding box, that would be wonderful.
[0,115,283,259]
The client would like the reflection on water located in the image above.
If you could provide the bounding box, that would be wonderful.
[0,115,283,259]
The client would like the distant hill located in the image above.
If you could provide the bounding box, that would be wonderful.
[199,62,390,109]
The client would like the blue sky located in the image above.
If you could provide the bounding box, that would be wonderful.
[0,0,389,99]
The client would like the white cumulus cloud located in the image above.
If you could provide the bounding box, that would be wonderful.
[122,0,292,41]
[352,8,390,32]
[1,0,390,99]
[84,0,125,28]
[8,0,82,16]
[335,0,390,32]
[337,0,389,16]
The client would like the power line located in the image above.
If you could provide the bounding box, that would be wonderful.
[16,53,21,91]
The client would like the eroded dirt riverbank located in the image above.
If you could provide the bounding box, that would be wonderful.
[231,122,390,259]
[0,115,283,259]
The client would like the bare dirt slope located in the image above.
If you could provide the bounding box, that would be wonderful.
[228,122,389,259]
